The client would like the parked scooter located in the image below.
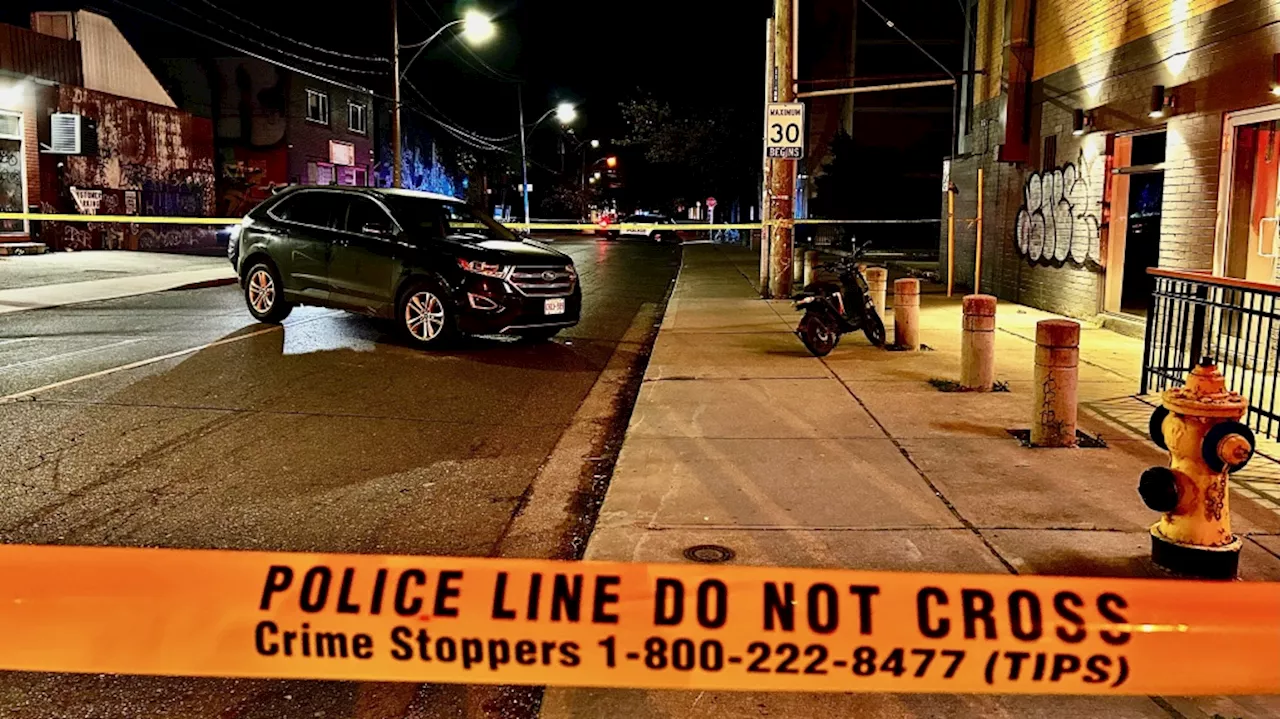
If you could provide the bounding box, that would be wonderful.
[794,243,886,356]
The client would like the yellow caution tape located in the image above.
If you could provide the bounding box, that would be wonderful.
[0,545,1277,694]
[0,213,931,232]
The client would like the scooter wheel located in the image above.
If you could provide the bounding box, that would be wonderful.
[798,313,839,357]
[862,311,885,347]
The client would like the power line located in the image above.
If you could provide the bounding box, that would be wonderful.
[159,0,387,75]
[105,0,539,174]
[403,78,518,144]
[105,0,378,93]
[858,0,955,79]
[190,0,389,62]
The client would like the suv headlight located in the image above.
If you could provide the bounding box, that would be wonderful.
[458,258,508,278]
[565,264,577,278]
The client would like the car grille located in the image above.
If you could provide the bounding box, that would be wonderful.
[508,267,576,297]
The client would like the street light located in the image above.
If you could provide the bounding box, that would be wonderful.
[517,97,576,232]
[392,5,495,187]
[590,139,600,149]
[461,10,496,44]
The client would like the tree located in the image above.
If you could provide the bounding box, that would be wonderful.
[540,180,598,219]
[617,92,756,212]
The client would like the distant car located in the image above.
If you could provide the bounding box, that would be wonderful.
[605,214,680,243]
[230,186,580,347]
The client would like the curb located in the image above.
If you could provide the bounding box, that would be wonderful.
[164,276,239,292]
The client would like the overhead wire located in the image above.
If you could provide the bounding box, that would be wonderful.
[190,0,388,62]
[858,0,955,79]
[159,0,387,74]
[104,0,517,160]
[403,78,519,144]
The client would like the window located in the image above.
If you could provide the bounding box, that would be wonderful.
[270,192,337,228]
[307,161,335,186]
[306,89,329,125]
[0,111,20,140]
[348,102,367,135]
[1042,135,1057,172]
[344,196,396,236]
[385,195,518,242]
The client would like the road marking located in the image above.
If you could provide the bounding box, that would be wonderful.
[0,314,338,403]
[0,338,144,373]
[0,337,36,348]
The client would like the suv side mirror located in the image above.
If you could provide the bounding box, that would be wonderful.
[362,223,395,238]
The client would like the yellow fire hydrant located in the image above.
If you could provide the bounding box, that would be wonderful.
[1142,358,1255,579]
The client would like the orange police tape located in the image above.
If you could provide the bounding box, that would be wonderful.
[0,544,1277,695]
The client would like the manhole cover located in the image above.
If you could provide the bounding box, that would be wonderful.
[683,544,735,564]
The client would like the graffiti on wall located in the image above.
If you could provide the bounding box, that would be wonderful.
[1014,150,1103,268]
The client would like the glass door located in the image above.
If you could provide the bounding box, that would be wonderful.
[0,111,24,235]
[1223,120,1280,283]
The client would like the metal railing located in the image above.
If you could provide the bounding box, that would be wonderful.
[1142,268,1280,439]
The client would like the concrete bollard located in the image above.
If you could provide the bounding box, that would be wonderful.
[1032,319,1081,447]
[803,250,818,287]
[865,267,888,327]
[893,278,920,350]
[960,295,997,391]
[792,247,804,285]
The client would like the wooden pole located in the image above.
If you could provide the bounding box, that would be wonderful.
[767,0,796,299]
[974,167,984,294]
[759,18,774,296]
[947,188,955,297]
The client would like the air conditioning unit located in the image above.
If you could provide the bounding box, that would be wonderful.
[48,113,98,155]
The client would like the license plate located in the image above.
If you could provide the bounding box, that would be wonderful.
[544,298,566,315]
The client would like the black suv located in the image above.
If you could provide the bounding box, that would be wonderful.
[229,187,580,347]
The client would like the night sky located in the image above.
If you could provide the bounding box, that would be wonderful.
[6,0,769,148]
[5,0,959,223]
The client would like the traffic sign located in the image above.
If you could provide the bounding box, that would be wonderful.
[766,103,805,159]
[706,197,717,209]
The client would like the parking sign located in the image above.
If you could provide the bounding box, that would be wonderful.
[766,103,805,159]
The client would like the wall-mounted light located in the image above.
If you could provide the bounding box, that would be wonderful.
[1149,85,1172,118]
[1272,54,1280,96]
[1072,108,1095,136]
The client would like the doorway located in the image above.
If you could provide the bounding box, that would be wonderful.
[1105,130,1167,317]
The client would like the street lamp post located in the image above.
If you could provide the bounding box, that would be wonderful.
[517,99,575,232]
[391,5,494,188]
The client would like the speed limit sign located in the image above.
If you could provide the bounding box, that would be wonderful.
[766,102,805,159]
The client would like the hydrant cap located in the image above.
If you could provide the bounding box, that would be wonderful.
[1162,360,1248,418]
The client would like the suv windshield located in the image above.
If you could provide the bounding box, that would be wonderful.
[383,195,519,242]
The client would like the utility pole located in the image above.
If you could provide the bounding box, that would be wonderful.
[759,17,774,296]
[518,85,531,233]
[768,0,796,299]
[390,0,402,188]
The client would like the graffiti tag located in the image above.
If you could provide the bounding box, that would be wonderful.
[1014,150,1102,267]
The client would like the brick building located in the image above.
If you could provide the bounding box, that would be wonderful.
[160,58,375,217]
[945,0,1280,327]
[1,11,216,252]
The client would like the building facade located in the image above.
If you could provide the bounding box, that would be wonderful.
[1,11,216,252]
[160,58,376,217]
[945,0,1280,324]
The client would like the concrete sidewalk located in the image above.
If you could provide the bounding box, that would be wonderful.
[0,251,235,313]
[542,244,1280,718]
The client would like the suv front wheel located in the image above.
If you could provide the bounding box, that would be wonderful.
[398,281,456,348]
[244,261,293,323]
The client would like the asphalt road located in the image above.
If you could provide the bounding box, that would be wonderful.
[0,238,680,718]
